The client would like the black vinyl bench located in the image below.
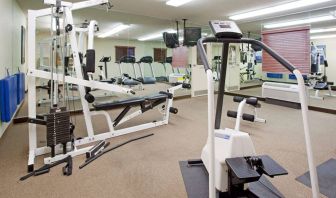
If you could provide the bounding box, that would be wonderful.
[92,92,175,127]
[93,92,172,111]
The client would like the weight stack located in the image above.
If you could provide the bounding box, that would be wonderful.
[46,110,71,156]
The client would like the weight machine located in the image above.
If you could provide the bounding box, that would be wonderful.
[27,0,186,172]
[308,44,335,100]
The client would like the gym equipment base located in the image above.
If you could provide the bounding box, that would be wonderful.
[296,158,336,198]
[179,160,285,198]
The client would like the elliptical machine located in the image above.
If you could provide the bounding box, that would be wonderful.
[180,20,319,198]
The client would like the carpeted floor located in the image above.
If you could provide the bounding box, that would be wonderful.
[0,94,335,198]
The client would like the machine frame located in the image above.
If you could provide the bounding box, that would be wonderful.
[198,36,320,198]
[27,0,182,171]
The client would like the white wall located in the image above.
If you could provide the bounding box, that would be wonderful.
[0,0,26,135]
[311,37,336,84]
[0,0,26,79]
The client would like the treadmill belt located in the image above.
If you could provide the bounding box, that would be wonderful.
[296,158,336,198]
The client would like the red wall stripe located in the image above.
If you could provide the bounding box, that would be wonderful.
[262,26,310,74]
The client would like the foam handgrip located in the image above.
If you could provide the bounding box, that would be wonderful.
[85,93,95,103]
[246,97,258,106]
[227,110,237,118]
[182,83,191,89]
[242,113,255,122]
[169,107,178,114]
[233,96,244,103]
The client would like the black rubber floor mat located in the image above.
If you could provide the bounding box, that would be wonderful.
[179,161,210,198]
[296,158,336,198]
[179,161,284,198]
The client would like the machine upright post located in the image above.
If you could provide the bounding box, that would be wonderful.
[27,10,38,171]
[214,43,229,129]
[64,7,94,137]
[294,70,320,198]
[206,70,216,198]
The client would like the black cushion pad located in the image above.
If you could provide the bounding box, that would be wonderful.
[93,93,168,110]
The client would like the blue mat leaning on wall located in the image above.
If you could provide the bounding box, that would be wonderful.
[0,72,25,123]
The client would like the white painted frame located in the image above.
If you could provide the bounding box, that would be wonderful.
[27,0,183,169]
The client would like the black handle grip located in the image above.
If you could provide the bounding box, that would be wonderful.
[169,107,178,114]
[182,83,191,89]
[233,96,244,103]
[242,113,255,122]
[246,97,258,106]
[227,110,237,118]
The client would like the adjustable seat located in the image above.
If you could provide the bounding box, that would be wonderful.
[93,97,145,110]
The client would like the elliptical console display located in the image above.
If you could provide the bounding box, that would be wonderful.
[209,20,243,39]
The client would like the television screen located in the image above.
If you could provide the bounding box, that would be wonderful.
[163,32,179,48]
[184,27,201,46]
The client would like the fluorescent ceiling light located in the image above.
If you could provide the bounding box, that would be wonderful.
[310,27,336,34]
[311,34,336,40]
[138,29,175,41]
[264,15,335,29]
[166,0,194,7]
[98,24,130,38]
[229,0,332,20]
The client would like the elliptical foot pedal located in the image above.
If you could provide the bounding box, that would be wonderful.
[256,155,288,177]
[226,157,260,182]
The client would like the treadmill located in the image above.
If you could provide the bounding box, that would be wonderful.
[116,56,141,86]
[136,56,156,84]
[157,57,172,82]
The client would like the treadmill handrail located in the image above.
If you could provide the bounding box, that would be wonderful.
[197,37,295,73]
